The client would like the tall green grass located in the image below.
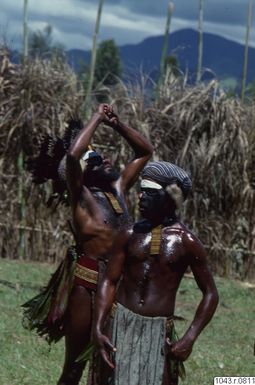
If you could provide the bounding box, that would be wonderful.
[0,259,254,385]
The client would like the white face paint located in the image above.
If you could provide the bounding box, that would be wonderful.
[82,150,95,161]
[140,179,162,190]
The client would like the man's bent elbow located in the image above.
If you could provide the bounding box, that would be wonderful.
[148,142,154,153]
[144,143,154,157]
[136,145,154,163]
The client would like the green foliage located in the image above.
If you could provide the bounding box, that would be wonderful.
[156,54,180,101]
[247,80,255,99]
[29,24,65,60]
[77,59,89,80]
[94,39,122,85]
[0,259,254,384]
[166,54,180,77]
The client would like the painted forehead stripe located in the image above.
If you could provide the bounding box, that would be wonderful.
[140,179,163,190]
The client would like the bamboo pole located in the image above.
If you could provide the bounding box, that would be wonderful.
[18,0,29,259]
[23,0,29,61]
[17,151,26,259]
[159,1,174,81]
[241,0,253,102]
[156,1,174,102]
[196,0,204,83]
[83,0,104,116]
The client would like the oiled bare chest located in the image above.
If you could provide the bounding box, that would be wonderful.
[120,229,188,307]
[126,229,186,267]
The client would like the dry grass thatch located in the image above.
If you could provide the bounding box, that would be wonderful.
[0,50,254,280]
[0,49,82,161]
[93,72,255,279]
[0,49,83,262]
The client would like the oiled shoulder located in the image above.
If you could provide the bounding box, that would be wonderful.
[181,228,207,264]
[163,224,205,257]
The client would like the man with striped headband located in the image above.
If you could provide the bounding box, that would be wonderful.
[94,161,219,385]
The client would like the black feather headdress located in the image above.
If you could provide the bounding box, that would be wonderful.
[26,119,84,207]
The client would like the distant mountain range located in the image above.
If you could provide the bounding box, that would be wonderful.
[67,28,255,86]
[9,28,255,86]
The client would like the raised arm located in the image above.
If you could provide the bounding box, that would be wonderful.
[93,232,128,368]
[105,107,153,193]
[168,233,219,361]
[66,112,103,203]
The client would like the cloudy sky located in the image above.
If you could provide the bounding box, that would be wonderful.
[0,0,255,51]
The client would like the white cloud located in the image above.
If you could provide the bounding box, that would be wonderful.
[0,0,254,51]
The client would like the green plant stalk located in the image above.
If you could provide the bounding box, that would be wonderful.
[241,0,253,103]
[157,0,174,98]
[18,151,25,259]
[84,0,104,116]
[196,0,204,83]
[23,0,29,61]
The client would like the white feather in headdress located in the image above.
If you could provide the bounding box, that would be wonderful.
[166,183,184,208]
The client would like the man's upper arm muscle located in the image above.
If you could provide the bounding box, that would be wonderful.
[117,154,152,193]
[184,232,217,294]
[111,122,153,193]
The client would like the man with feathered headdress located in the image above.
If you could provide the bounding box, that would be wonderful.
[23,104,153,385]
[94,161,219,385]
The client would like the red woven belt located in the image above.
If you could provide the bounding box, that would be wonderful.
[74,254,98,291]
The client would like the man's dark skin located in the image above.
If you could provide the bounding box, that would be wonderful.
[57,104,153,385]
[94,184,219,384]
